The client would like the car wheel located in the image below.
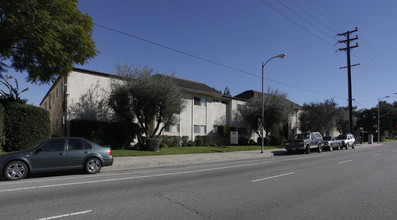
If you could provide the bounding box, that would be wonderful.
[329,145,333,152]
[351,142,355,149]
[317,144,323,153]
[346,143,349,150]
[305,145,310,154]
[336,144,340,150]
[4,161,28,181]
[85,157,102,174]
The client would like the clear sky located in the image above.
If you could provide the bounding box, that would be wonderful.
[8,0,397,109]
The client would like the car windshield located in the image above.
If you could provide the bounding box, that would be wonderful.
[337,135,347,140]
[295,134,310,140]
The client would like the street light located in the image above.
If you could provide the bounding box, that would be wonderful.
[378,96,389,144]
[261,53,287,153]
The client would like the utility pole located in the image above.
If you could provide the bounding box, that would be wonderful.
[338,27,360,134]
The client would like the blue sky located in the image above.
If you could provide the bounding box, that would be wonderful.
[7,0,397,109]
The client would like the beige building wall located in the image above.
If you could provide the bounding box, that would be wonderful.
[40,77,66,137]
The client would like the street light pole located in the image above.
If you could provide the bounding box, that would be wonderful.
[377,96,389,144]
[261,53,286,153]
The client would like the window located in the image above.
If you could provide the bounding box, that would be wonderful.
[222,100,229,105]
[68,139,84,150]
[56,86,59,97]
[83,141,93,150]
[49,94,52,109]
[165,124,180,133]
[68,139,93,150]
[41,139,65,152]
[194,97,206,106]
[194,125,207,134]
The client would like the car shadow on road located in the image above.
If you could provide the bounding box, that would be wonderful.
[271,150,290,156]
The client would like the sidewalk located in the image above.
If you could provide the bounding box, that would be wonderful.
[103,143,380,171]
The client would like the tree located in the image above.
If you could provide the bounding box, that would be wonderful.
[239,88,292,138]
[356,101,397,140]
[299,99,337,135]
[298,99,354,136]
[0,0,97,83]
[223,87,231,97]
[108,64,185,144]
[0,74,28,104]
[335,107,349,134]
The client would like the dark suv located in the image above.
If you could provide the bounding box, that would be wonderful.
[285,132,324,154]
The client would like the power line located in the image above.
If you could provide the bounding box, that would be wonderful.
[260,0,335,47]
[93,23,257,78]
[302,0,340,32]
[273,0,335,41]
[94,23,346,102]
[317,0,349,30]
[287,0,338,34]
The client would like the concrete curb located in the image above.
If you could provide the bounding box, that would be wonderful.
[102,143,381,171]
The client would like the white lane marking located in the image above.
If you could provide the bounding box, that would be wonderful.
[337,160,353,164]
[251,172,295,183]
[37,210,92,220]
[0,161,273,193]
[373,153,382,157]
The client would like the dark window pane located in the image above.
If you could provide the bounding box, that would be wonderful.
[42,139,65,152]
[83,141,93,150]
[68,139,84,151]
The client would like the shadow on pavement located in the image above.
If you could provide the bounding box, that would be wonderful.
[271,150,290,156]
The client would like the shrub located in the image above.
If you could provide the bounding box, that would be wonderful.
[3,103,51,152]
[161,135,181,148]
[195,135,212,146]
[0,104,4,151]
[70,119,142,149]
[185,140,195,146]
[238,137,249,145]
[257,137,270,146]
[181,136,189,146]
[269,135,286,145]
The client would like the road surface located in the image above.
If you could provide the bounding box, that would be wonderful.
[1,143,396,219]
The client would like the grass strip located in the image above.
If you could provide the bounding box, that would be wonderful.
[112,145,284,157]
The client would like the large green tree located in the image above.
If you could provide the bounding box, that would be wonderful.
[299,99,354,136]
[356,101,397,140]
[239,88,292,138]
[0,0,97,83]
[108,64,185,143]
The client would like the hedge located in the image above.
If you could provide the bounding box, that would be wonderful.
[0,104,4,151]
[70,119,141,149]
[3,103,51,152]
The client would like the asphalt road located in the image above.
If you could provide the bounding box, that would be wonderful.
[1,143,397,220]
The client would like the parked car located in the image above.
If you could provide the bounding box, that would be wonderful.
[336,134,356,149]
[0,137,113,181]
[323,136,341,151]
[285,132,324,154]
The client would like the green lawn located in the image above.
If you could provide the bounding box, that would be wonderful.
[112,145,284,157]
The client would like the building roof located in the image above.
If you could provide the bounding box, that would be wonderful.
[234,90,301,109]
[40,68,224,105]
[155,74,222,97]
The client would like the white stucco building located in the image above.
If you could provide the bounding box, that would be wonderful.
[40,68,301,142]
